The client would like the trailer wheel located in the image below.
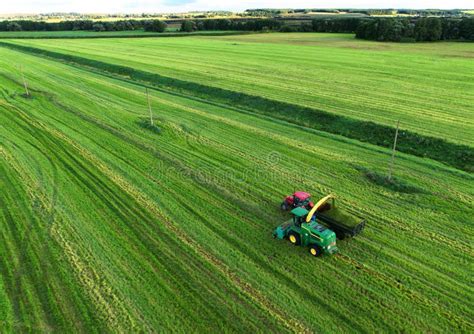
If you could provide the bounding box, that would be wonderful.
[309,244,322,257]
[288,232,301,246]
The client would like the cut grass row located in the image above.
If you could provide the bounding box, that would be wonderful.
[1,40,472,173]
[1,92,285,333]
[1,47,473,332]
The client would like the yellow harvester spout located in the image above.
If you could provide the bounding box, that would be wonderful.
[306,194,335,223]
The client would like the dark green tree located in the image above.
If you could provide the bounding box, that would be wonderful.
[143,20,167,32]
[6,22,22,31]
[459,17,474,40]
[92,23,105,32]
[181,20,196,32]
[415,18,442,41]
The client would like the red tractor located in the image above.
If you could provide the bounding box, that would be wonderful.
[281,191,315,211]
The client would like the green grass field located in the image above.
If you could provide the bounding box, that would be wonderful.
[1,33,473,332]
[6,33,473,146]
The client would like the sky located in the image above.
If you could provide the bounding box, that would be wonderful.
[0,0,472,14]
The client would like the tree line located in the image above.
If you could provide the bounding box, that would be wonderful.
[303,17,474,41]
[355,17,474,41]
[182,17,474,41]
[0,18,282,33]
[180,19,282,32]
[1,17,473,41]
[0,19,167,33]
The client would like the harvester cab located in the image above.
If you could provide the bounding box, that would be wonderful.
[291,207,310,226]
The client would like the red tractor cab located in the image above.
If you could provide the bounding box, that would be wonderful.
[281,191,314,211]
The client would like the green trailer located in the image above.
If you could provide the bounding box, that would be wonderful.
[313,196,366,240]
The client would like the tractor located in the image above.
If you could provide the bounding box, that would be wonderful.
[274,194,366,256]
[281,191,314,211]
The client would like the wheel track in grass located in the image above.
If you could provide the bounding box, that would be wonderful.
[345,211,473,298]
[1,124,136,332]
[2,113,109,331]
[53,145,282,330]
[2,115,248,332]
[48,131,307,333]
[358,208,473,257]
[347,237,473,317]
[4,94,310,333]
[3,109,284,332]
[26,80,474,326]
[41,96,325,332]
[0,160,105,332]
[34,84,460,332]
[1,105,218,332]
[335,253,473,331]
[40,92,299,217]
[342,226,472,306]
[0,167,41,329]
[346,213,471,272]
[1,51,472,330]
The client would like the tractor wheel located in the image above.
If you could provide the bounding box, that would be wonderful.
[309,244,322,257]
[287,232,301,246]
[280,202,288,211]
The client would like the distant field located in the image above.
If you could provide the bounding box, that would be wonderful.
[8,33,473,145]
[1,41,473,332]
[0,29,241,39]
[0,30,155,38]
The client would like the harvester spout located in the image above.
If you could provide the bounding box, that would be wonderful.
[306,194,334,223]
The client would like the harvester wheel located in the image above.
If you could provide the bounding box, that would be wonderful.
[288,232,301,246]
[309,244,322,257]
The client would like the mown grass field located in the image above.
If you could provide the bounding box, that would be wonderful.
[1,34,473,332]
[6,33,474,145]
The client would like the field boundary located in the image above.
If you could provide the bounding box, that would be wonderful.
[1,41,472,172]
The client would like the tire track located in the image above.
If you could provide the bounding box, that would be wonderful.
[4,94,309,333]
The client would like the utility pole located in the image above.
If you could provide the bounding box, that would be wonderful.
[146,87,154,126]
[20,65,30,97]
[387,120,400,181]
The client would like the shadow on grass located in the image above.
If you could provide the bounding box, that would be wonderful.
[355,166,424,194]
[137,118,162,134]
